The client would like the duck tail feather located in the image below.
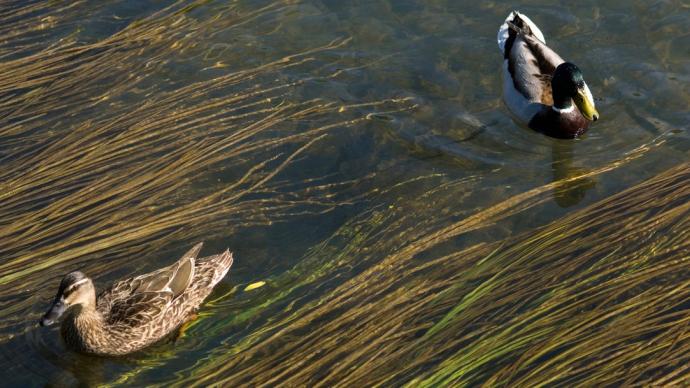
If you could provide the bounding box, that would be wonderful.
[497,11,546,54]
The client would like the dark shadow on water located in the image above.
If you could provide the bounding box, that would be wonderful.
[550,140,596,208]
[43,353,107,388]
[11,322,163,387]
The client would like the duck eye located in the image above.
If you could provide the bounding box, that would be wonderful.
[62,287,75,299]
[63,278,88,296]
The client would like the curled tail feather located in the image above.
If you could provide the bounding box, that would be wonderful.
[497,11,546,56]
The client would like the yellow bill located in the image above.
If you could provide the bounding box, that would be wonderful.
[574,83,599,121]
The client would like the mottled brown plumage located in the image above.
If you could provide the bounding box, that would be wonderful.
[40,243,233,356]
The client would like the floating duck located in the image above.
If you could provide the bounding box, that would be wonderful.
[498,11,599,138]
[39,243,233,356]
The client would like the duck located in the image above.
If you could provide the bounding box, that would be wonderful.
[39,243,233,356]
[497,11,599,138]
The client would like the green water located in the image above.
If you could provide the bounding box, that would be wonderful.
[1,0,688,386]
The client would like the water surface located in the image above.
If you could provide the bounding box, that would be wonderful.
[0,0,688,386]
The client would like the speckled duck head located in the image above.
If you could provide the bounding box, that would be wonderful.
[40,271,96,327]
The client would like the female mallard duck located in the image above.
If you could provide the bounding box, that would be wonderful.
[498,11,599,138]
[39,243,233,356]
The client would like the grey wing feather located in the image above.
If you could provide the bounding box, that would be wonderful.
[507,21,565,103]
[128,243,201,296]
[517,31,565,75]
[96,243,203,313]
[509,36,545,102]
[168,257,194,297]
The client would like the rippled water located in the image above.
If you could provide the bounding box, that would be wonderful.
[1,0,689,386]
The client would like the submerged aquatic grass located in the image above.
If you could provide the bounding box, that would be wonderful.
[0,0,413,341]
[170,162,689,387]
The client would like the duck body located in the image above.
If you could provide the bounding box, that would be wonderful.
[40,243,233,356]
[497,11,599,138]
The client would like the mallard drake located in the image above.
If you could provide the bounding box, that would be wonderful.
[497,11,599,138]
[39,243,233,356]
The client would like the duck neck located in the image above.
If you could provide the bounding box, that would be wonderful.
[61,305,107,354]
[552,85,574,113]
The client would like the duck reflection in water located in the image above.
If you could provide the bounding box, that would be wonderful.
[550,140,596,207]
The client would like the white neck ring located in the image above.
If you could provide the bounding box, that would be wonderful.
[552,105,575,114]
